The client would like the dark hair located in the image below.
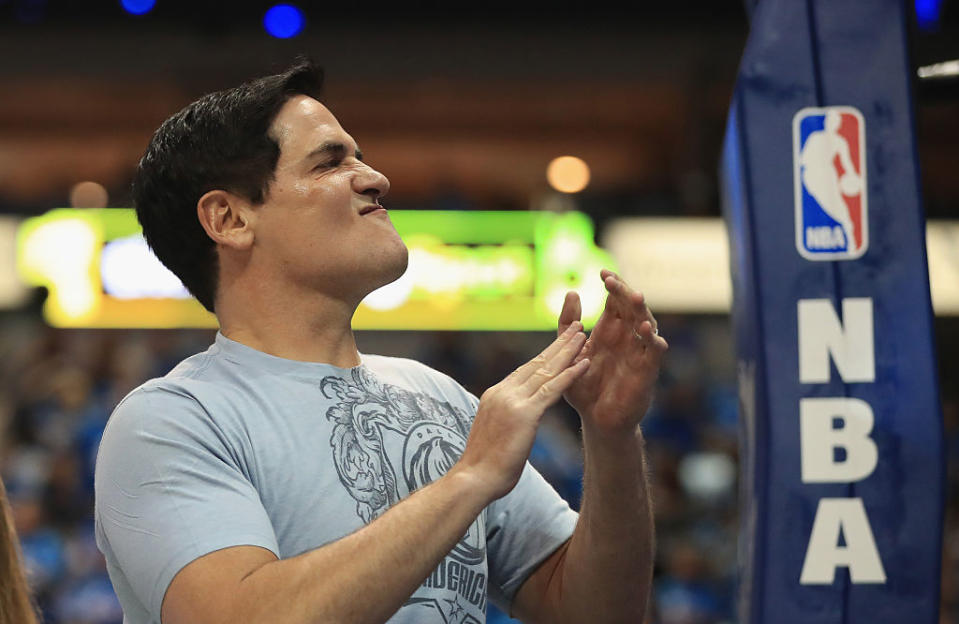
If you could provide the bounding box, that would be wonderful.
[133,59,324,312]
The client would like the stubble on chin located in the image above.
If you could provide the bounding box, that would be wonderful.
[383,240,409,284]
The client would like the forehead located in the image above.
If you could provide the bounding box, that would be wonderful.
[270,95,355,161]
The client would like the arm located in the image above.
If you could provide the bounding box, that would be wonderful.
[163,468,488,624]
[161,323,592,624]
[512,270,666,624]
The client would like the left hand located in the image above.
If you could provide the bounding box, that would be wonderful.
[559,269,668,434]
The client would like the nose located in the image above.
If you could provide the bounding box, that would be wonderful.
[355,162,390,201]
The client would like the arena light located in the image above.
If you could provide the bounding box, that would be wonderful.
[120,0,156,16]
[925,221,959,315]
[263,4,305,39]
[915,0,942,31]
[546,156,590,194]
[917,59,959,80]
[69,181,109,209]
[17,209,615,330]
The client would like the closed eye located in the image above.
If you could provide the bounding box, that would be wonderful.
[314,159,341,171]
[304,142,363,171]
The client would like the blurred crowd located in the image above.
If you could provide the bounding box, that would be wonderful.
[1,312,956,624]
[0,320,214,624]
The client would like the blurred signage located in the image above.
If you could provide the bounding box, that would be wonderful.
[13,212,959,324]
[0,217,30,308]
[16,209,614,330]
[602,217,732,313]
[925,221,959,315]
[602,218,959,316]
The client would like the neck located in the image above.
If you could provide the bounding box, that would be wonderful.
[215,273,363,368]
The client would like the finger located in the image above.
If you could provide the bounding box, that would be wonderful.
[635,320,669,360]
[557,291,582,337]
[590,270,640,343]
[589,296,620,344]
[601,268,635,309]
[529,358,591,410]
[636,320,654,344]
[646,309,659,336]
[640,320,669,353]
[600,268,621,281]
[606,275,658,335]
[631,325,647,351]
[590,280,630,342]
[572,336,592,364]
[603,275,636,320]
[521,330,587,394]
[616,278,656,331]
[513,321,583,383]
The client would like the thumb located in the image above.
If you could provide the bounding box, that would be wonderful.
[558,291,582,337]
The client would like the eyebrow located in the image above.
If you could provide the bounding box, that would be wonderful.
[303,141,363,163]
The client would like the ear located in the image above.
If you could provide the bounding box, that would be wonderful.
[196,190,255,251]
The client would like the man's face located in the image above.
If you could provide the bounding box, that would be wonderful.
[252,95,408,302]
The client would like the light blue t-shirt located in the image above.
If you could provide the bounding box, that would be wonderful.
[94,333,578,624]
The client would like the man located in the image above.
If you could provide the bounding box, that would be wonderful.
[94,59,667,624]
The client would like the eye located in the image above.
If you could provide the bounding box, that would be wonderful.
[314,158,342,171]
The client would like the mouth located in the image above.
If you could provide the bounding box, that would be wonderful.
[359,203,386,216]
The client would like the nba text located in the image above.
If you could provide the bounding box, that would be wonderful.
[797,298,886,584]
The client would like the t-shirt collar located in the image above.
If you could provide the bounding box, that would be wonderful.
[213,331,365,378]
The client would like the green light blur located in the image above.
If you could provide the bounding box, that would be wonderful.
[17,209,615,330]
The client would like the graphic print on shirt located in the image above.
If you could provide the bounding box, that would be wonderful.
[321,368,487,622]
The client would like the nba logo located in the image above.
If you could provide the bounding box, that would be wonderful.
[793,106,868,260]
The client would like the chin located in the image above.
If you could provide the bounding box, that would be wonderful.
[386,244,410,283]
[371,240,410,290]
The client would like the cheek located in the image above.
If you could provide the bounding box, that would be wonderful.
[315,185,358,225]
[290,180,311,197]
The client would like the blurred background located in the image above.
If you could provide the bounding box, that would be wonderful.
[0,1,957,623]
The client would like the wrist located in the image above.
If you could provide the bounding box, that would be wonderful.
[445,462,502,509]
[581,419,646,460]
[580,412,642,442]
[580,425,649,501]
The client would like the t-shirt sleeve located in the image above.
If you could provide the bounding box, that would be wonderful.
[484,461,580,612]
[94,385,279,621]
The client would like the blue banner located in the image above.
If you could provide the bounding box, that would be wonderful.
[720,1,944,623]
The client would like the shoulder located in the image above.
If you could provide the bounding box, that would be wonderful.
[102,347,236,448]
[101,381,213,456]
[96,370,247,500]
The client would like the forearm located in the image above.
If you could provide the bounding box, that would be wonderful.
[233,467,491,624]
[558,423,654,623]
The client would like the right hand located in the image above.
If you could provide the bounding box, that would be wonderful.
[455,322,590,501]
